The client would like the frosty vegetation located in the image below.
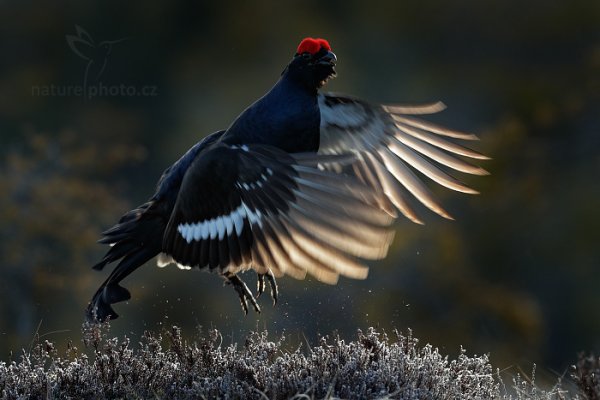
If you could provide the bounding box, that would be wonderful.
[0,323,595,399]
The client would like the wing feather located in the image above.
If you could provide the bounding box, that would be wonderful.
[319,92,488,221]
[161,143,394,283]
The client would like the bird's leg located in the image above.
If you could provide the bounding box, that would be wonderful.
[256,270,278,306]
[223,272,261,315]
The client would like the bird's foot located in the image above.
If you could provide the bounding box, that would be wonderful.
[256,270,278,306]
[224,273,261,315]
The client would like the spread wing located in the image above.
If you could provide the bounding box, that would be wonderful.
[318,93,490,224]
[160,143,395,284]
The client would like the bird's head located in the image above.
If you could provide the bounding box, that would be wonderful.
[284,37,337,91]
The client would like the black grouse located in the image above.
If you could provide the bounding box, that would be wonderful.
[88,37,489,321]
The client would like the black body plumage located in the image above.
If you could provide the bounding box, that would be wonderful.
[88,38,487,321]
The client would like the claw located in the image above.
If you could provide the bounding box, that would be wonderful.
[224,273,261,314]
[266,272,278,305]
[258,270,278,306]
[257,274,265,297]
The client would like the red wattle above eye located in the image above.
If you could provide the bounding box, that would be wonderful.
[297,37,331,55]
[316,38,331,51]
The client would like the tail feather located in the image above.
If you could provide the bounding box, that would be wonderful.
[87,246,157,321]
[98,232,135,244]
[97,203,152,244]
[87,202,165,321]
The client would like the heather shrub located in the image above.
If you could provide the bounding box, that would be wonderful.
[0,322,589,399]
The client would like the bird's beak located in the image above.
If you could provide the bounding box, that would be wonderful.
[318,50,337,66]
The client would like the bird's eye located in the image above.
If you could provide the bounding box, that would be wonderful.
[302,52,311,59]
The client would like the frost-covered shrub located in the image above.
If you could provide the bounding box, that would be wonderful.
[0,322,581,399]
[572,353,600,400]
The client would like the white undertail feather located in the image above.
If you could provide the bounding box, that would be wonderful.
[157,253,191,270]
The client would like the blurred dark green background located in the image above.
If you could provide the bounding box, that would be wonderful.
[1,0,598,383]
